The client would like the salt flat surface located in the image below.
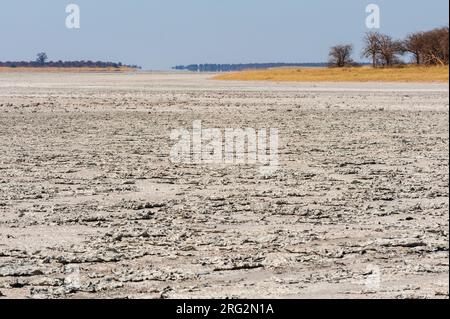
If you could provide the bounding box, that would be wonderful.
[0,72,448,298]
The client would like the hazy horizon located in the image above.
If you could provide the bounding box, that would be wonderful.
[1,0,448,70]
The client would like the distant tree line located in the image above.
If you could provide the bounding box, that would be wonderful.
[0,52,141,69]
[173,63,329,72]
[329,26,449,67]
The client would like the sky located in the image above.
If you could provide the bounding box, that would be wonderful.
[0,0,448,70]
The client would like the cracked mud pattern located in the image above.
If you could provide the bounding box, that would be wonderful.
[0,73,448,299]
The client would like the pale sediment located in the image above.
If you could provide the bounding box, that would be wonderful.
[0,73,448,298]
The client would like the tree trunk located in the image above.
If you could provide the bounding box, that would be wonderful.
[415,52,420,65]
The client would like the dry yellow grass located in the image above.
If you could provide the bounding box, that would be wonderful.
[214,66,449,83]
[0,67,138,73]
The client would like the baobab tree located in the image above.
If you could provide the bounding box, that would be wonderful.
[403,32,426,65]
[439,27,449,65]
[399,27,449,66]
[421,27,449,65]
[377,34,403,66]
[328,44,354,67]
[362,32,403,67]
[362,32,381,67]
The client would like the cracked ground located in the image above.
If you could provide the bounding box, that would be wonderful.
[0,73,448,298]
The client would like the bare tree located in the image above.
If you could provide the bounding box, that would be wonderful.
[328,44,354,67]
[36,52,48,65]
[362,32,381,67]
[403,32,426,65]
[377,34,403,66]
[440,27,450,65]
[421,27,449,65]
[439,27,449,65]
[402,27,449,66]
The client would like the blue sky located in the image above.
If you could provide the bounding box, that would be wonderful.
[0,0,448,69]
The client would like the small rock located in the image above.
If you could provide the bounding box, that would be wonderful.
[0,265,44,277]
